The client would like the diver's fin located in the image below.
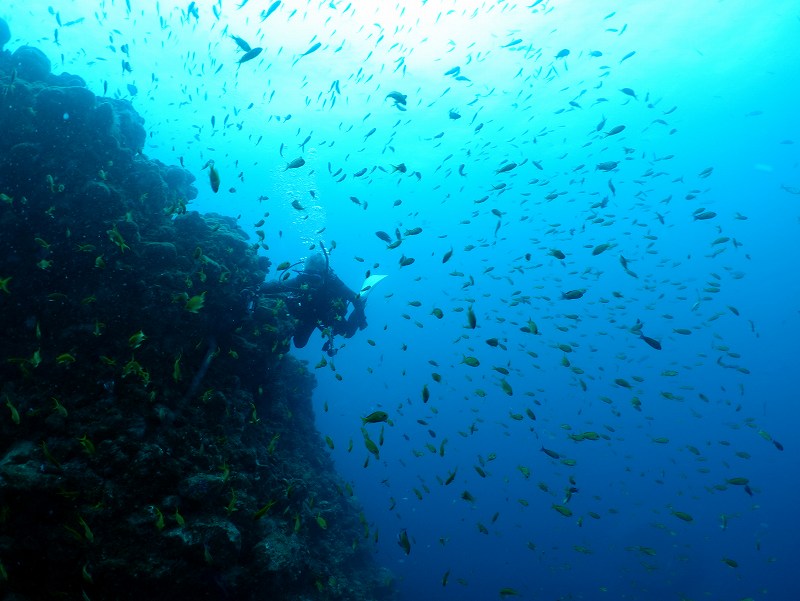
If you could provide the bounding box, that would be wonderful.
[358,274,388,301]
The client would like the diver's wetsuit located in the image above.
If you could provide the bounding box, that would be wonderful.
[259,268,366,349]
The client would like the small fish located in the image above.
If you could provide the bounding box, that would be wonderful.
[77,434,95,455]
[261,0,281,20]
[363,435,380,459]
[253,500,277,520]
[172,354,182,382]
[562,289,585,300]
[185,293,206,313]
[671,510,693,522]
[362,411,388,424]
[129,330,147,348]
[230,35,252,52]
[592,243,612,256]
[397,529,411,554]
[596,161,619,171]
[726,477,750,486]
[496,162,517,174]
[385,91,407,106]
[294,41,321,65]
[466,305,477,329]
[5,397,20,425]
[284,157,305,171]
[640,334,661,350]
[208,164,220,192]
[237,47,263,64]
[541,447,560,459]
[552,504,573,517]
[173,508,185,528]
[605,125,625,136]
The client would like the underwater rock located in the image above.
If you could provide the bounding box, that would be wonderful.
[174,209,213,238]
[108,97,146,152]
[36,85,97,127]
[252,528,307,576]
[0,38,394,601]
[48,71,87,87]
[0,142,41,175]
[79,180,125,221]
[11,45,51,82]
[115,218,141,247]
[93,99,116,132]
[178,473,228,504]
[140,241,179,269]
[0,441,57,492]
[163,162,198,201]
[201,517,242,561]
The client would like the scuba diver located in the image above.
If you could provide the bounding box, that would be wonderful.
[251,248,367,356]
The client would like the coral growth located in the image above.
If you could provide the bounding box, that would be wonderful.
[0,20,393,601]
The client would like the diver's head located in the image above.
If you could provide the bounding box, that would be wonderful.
[303,253,327,274]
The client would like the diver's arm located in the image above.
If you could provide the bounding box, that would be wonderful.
[334,276,367,336]
[258,277,302,295]
[327,272,357,303]
[349,295,367,330]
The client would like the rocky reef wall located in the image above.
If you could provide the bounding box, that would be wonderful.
[0,24,394,601]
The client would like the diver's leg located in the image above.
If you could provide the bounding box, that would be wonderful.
[293,323,315,349]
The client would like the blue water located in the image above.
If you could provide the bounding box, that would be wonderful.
[6,1,798,599]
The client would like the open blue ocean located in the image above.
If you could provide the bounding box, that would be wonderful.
[2,1,798,600]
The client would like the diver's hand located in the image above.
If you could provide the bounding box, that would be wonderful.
[322,338,338,357]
